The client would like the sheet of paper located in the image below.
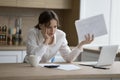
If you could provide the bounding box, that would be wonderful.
[75,14,107,41]
[80,61,97,65]
[39,63,81,71]
[57,64,81,71]
[39,63,59,67]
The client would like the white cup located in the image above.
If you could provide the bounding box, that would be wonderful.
[28,55,40,67]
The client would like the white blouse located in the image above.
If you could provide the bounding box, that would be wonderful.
[24,28,82,63]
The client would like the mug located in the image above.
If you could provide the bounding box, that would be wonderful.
[28,55,40,67]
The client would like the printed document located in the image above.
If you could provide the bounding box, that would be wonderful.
[75,14,107,41]
[57,64,81,71]
[39,63,81,71]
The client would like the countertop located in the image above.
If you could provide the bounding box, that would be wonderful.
[0,46,75,51]
[0,45,26,51]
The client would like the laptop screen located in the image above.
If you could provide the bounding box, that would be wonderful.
[96,45,119,66]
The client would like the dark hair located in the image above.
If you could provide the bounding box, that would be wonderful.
[35,10,60,30]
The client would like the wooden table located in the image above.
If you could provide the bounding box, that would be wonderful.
[0,62,120,80]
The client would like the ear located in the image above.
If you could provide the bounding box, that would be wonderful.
[39,24,41,28]
[40,24,46,30]
[39,24,43,29]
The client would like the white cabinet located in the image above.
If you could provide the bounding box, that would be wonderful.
[81,51,99,61]
[81,50,119,61]
[21,50,27,62]
[0,50,26,63]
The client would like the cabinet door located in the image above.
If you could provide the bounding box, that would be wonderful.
[16,0,45,8]
[0,0,16,7]
[0,0,72,9]
[81,51,99,61]
[16,0,71,9]
[0,51,22,63]
[45,0,72,9]
[21,50,26,62]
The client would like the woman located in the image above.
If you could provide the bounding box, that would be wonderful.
[24,10,94,63]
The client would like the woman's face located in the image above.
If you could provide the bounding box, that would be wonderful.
[41,19,57,37]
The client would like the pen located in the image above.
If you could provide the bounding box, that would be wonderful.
[44,65,59,68]
[92,66,109,69]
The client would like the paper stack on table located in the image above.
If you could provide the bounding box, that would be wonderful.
[57,64,81,71]
[39,63,81,71]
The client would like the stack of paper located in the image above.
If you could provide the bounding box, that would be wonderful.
[39,63,81,71]
[57,64,81,71]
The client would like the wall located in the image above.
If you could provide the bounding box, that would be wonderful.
[80,0,120,48]
[80,0,111,47]
[110,0,120,46]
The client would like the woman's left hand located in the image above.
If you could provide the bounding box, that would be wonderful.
[77,34,94,49]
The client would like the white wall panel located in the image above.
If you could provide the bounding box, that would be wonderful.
[80,0,111,47]
[110,0,120,47]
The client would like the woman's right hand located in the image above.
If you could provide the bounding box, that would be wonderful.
[41,25,51,45]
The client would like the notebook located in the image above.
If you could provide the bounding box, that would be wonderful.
[80,45,119,67]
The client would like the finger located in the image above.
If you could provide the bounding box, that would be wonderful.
[45,27,47,35]
[85,35,87,40]
[87,34,90,40]
[91,34,94,41]
[88,34,94,43]
[85,34,90,41]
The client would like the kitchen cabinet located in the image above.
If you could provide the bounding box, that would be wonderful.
[0,0,72,9]
[45,0,72,9]
[81,51,99,61]
[0,50,26,63]
[0,0,16,7]
[81,48,120,61]
[17,0,72,9]
[16,0,45,8]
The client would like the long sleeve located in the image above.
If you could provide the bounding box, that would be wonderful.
[59,33,83,62]
[26,28,48,62]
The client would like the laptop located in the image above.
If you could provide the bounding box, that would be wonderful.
[79,45,119,67]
